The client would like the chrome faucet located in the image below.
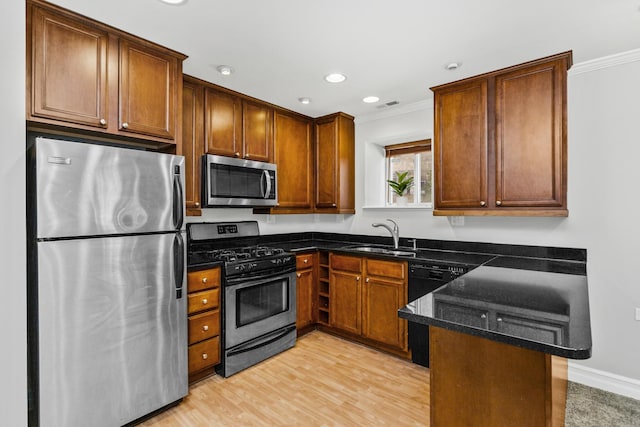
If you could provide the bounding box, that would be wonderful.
[372,219,400,249]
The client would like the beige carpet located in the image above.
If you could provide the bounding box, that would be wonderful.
[565,382,640,427]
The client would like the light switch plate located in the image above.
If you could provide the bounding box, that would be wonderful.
[635,307,640,321]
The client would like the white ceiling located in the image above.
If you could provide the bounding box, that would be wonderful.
[48,0,640,119]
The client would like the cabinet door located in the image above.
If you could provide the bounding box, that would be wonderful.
[243,100,272,162]
[362,277,407,351]
[434,79,488,209]
[315,118,338,209]
[296,268,315,329]
[329,271,361,335]
[205,89,242,157]
[273,111,313,211]
[119,39,177,139]
[30,6,109,128]
[182,80,204,213]
[495,59,566,208]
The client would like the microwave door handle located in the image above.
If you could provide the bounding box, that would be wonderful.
[261,170,271,199]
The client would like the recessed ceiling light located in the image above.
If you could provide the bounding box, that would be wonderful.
[324,73,347,83]
[158,0,187,5]
[446,62,461,71]
[216,65,233,76]
[362,96,380,104]
[298,97,311,105]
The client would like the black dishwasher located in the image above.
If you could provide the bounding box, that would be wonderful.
[408,262,468,367]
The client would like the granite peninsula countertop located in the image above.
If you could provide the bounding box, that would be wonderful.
[398,256,592,359]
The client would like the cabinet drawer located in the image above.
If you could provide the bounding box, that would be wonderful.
[188,336,220,373]
[330,254,362,273]
[188,309,220,345]
[296,253,315,270]
[188,268,221,293]
[188,288,220,314]
[365,258,406,281]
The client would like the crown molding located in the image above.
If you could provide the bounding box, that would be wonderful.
[570,48,640,76]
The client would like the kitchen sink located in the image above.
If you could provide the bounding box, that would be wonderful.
[346,246,417,257]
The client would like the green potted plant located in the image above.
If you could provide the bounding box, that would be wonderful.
[387,171,414,205]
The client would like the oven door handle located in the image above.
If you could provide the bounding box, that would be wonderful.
[226,268,296,287]
[227,325,296,357]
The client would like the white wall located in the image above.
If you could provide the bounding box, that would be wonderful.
[1,0,27,425]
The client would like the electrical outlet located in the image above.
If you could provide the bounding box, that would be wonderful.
[449,216,464,226]
[636,307,640,321]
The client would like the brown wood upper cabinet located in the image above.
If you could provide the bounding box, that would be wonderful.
[271,111,314,213]
[182,78,205,215]
[432,51,571,216]
[27,0,185,145]
[315,112,356,214]
[205,88,273,162]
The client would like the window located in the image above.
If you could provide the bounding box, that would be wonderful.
[385,139,432,206]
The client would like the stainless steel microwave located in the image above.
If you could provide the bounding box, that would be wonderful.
[202,154,277,207]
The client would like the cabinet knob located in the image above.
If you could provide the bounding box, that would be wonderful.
[122,122,129,129]
[202,277,208,283]
[194,202,200,208]
[99,118,107,126]
[365,277,370,283]
[331,204,337,207]
[234,152,240,157]
[202,353,208,360]
[480,201,486,207]
[356,276,360,281]
[481,314,487,319]
[202,325,209,331]
[497,317,503,322]
[303,259,308,263]
[202,298,208,305]
[297,273,301,278]
[496,200,502,206]
[244,154,250,158]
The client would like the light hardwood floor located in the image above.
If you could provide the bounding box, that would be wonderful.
[140,331,430,426]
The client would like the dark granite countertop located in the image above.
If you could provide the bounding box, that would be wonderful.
[398,261,592,359]
[190,230,591,358]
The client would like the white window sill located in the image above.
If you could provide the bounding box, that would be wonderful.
[362,205,433,210]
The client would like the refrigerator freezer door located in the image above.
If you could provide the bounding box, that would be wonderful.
[34,137,185,239]
[36,232,187,427]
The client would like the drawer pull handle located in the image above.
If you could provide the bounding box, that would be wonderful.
[203,325,209,331]
[202,353,208,360]
[202,298,208,305]
[202,277,208,283]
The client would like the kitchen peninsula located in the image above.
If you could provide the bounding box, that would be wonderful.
[399,256,591,427]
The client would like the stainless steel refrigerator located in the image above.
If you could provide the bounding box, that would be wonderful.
[27,136,188,427]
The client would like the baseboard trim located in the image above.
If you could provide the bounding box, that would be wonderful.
[568,362,640,400]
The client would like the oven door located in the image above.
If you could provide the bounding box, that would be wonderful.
[225,269,296,349]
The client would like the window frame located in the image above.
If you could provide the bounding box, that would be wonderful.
[385,139,432,207]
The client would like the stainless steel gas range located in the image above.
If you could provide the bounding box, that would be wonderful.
[187,221,297,377]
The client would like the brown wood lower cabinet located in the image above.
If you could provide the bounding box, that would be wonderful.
[327,253,408,356]
[187,267,221,383]
[296,253,317,335]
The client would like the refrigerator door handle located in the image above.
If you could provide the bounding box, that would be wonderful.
[173,232,185,298]
[173,171,184,230]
